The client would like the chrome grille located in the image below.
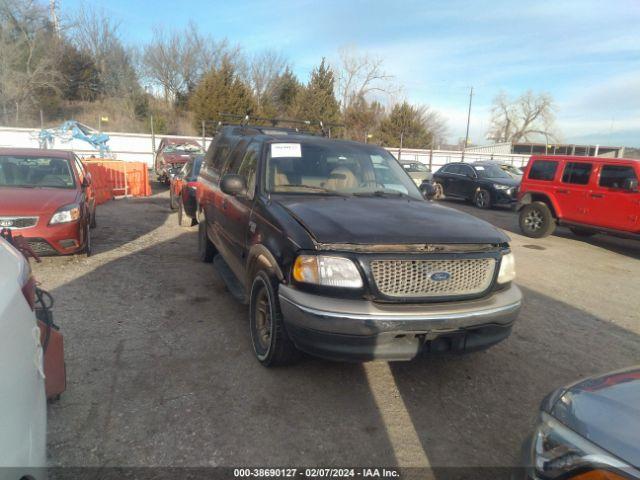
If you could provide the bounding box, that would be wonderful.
[370,258,496,298]
[0,216,38,229]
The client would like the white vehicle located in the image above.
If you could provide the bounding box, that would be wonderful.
[0,237,47,478]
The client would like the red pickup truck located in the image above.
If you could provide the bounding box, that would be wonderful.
[517,155,640,239]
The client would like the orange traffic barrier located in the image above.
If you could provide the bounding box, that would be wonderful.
[83,160,152,205]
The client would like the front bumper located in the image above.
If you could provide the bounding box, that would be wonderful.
[279,283,522,361]
[9,221,84,255]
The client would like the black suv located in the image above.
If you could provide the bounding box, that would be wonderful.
[432,161,520,209]
[196,125,522,366]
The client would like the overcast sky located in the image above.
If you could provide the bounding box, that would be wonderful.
[61,0,640,146]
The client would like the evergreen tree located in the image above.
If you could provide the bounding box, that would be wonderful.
[343,95,385,143]
[295,58,340,131]
[189,60,256,135]
[376,101,434,149]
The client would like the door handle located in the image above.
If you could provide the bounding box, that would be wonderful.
[556,189,570,194]
[590,193,604,198]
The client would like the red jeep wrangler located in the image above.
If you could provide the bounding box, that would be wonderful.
[517,155,640,239]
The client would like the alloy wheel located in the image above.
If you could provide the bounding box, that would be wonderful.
[254,287,272,352]
[523,210,543,231]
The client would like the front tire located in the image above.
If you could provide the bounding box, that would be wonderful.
[83,225,92,257]
[169,190,178,210]
[473,189,492,209]
[519,202,556,238]
[433,182,445,200]
[197,218,216,262]
[178,200,191,227]
[249,271,301,367]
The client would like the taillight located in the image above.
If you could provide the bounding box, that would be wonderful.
[17,255,36,310]
[22,275,36,310]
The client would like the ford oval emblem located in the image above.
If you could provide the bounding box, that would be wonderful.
[430,271,450,282]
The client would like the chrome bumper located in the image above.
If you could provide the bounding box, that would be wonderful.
[278,283,522,361]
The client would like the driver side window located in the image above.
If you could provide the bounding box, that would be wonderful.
[237,142,262,199]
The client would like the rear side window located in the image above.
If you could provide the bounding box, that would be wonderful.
[237,142,262,199]
[528,160,558,181]
[599,165,638,189]
[444,164,460,174]
[562,162,592,185]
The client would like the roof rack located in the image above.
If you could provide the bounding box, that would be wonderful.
[216,113,344,137]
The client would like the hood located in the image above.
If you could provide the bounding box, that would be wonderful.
[162,153,192,164]
[548,367,640,468]
[481,176,520,187]
[273,195,509,245]
[0,187,78,215]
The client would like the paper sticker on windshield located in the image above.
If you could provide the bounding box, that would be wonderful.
[475,166,485,170]
[271,143,301,158]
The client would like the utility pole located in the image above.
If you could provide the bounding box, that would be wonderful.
[461,86,473,162]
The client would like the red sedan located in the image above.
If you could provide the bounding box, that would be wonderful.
[0,148,96,256]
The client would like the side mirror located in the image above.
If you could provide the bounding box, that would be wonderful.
[82,175,91,188]
[421,181,437,200]
[220,174,247,196]
[623,178,639,192]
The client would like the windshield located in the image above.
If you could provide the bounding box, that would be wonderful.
[501,164,523,176]
[473,164,512,179]
[0,155,75,189]
[402,162,429,172]
[165,143,203,154]
[265,142,423,199]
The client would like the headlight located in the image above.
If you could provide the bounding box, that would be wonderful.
[293,255,363,288]
[494,183,510,190]
[531,412,633,479]
[497,252,516,284]
[49,203,81,225]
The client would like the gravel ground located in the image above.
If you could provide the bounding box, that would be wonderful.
[32,185,640,473]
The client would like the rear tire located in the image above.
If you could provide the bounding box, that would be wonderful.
[249,271,301,367]
[519,201,556,238]
[198,219,215,263]
[473,189,492,209]
[569,227,596,237]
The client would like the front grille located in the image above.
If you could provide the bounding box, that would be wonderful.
[0,216,38,229]
[370,258,496,298]
[27,238,58,256]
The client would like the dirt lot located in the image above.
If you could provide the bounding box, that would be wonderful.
[33,186,640,473]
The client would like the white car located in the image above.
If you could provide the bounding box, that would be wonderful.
[0,237,47,478]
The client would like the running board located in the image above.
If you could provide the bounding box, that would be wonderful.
[213,255,248,304]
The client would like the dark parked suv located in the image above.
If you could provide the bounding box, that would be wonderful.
[432,161,520,209]
[197,125,522,366]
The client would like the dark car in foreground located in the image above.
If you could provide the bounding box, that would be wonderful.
[521,366,640,480]
[0,148,96,256]
[154,138,204,184]
[169,155,203,226]
[432,161,520,209]
[197,124,522,366]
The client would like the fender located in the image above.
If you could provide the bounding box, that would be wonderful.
[518,191,562,218]
[245,244,284,287]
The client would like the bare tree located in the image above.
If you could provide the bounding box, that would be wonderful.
[487,90,557,143]
[141,23,241,104]
[335,46,396,112]
[68,4,139,97]
[248,49,288,110]
[0,0,62,122]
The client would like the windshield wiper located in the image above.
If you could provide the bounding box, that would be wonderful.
[276,185,347,195]
[353,190,407,197]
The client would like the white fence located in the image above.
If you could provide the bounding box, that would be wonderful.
[0,126,531,171]
[0,126,211,167]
